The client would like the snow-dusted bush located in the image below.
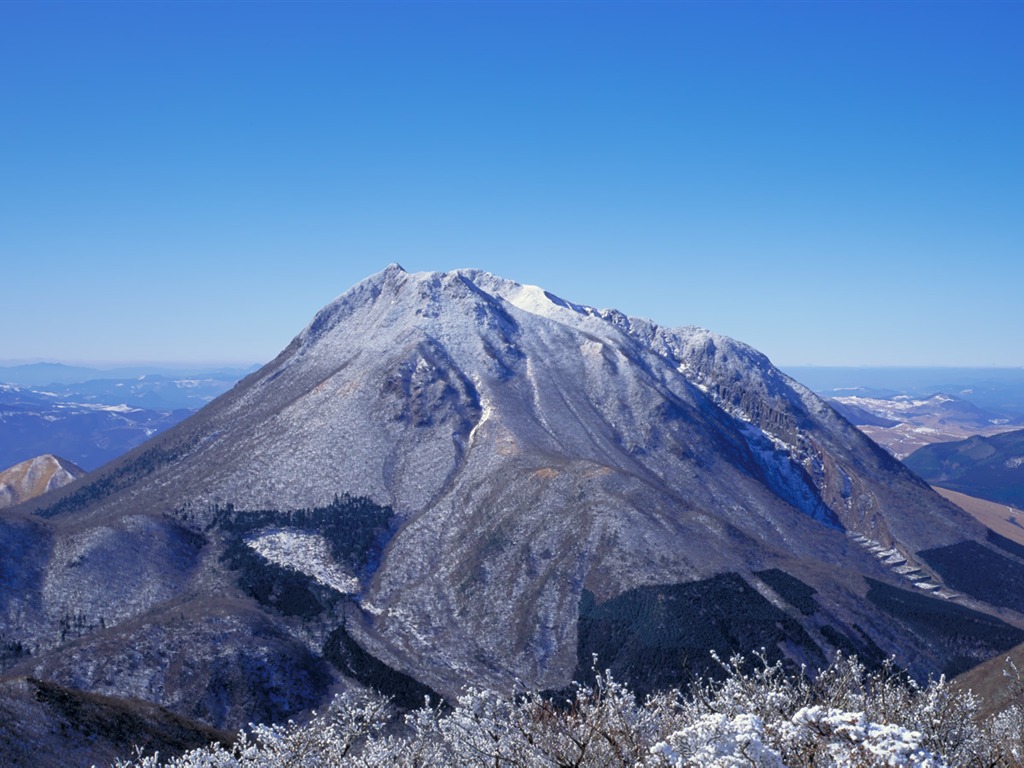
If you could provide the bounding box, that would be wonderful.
[114,653,1024,767]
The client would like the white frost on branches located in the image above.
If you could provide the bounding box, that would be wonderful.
[115,653,1024,767]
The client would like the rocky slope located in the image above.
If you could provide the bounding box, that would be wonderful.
[5,265,1024,763]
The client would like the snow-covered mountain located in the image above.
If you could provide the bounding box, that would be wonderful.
[0,454,85,509]
[5,265,1024,763]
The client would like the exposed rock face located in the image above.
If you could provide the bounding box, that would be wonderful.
[0,454,85,509]
[5,265,1024,764]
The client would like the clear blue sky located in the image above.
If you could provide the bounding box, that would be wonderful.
[2,1,1021,367]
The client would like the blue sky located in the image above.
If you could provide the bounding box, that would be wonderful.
[2,1,1021,367]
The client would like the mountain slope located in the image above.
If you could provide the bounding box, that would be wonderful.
[5,265,1024,763]
[933,486,1024,549]
[0,676,233,768]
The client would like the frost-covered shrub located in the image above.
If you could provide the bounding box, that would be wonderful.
[114,653,1024,767]
[782,706,942,767]
[650,712,785,768]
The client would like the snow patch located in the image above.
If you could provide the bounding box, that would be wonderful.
[246,529,360,594]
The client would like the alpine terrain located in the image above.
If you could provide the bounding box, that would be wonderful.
[4,265,1024,764]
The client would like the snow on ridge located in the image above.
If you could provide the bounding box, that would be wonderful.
[293,266,759,383]
[284,266,836,460]
[91,403,139,413]
[483,279,596,323]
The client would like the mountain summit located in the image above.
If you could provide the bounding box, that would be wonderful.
[0,454,84,509]
[6,266,1024,760]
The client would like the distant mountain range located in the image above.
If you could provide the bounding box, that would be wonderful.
[826,392,1021,459]
[785,367,1024,419]
[0,362,257,389]
[0,383,190,471]
[5,265,1024,764]
[0,368,253,471]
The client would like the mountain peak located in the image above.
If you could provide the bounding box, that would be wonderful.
[0,453,85,509]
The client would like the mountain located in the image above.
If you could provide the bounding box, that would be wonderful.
[826,393,1018,458]
[904,429,1024,508]
[0,455,85,509]
[5,265,1024,763]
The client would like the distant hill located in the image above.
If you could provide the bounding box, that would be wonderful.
[932,486,1024,549]
[827,399,901,428]
[0,454,85,509]
[904,429,1024,508]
